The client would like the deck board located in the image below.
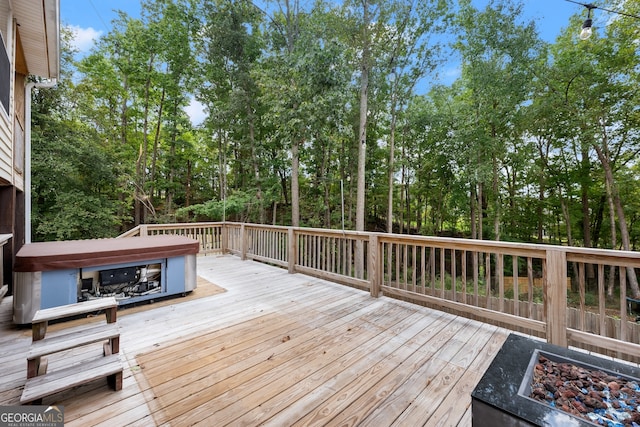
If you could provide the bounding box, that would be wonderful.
[0,254,513,426]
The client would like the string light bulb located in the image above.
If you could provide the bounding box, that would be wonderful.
[580,17,593,40]
[579,4,596,40]
[564,0,640,41]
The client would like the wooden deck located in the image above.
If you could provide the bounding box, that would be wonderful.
[0,255,512,426]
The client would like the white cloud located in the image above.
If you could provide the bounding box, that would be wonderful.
[440,66,462,81]
[68,25,102,53]
[185,98,207,126]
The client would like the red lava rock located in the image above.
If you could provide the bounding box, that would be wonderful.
[529,355,640,425]
[584,397,599,408]
[544,381,557,393]
[588,390,604,400]
[532,387,546,399]
[573,400,587,413]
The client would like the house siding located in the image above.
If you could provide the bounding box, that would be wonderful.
[0,106,11,185]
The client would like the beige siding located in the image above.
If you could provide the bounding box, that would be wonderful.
[0,16,14,186]
[0,109,11,184]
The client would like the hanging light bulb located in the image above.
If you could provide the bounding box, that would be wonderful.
[579,4,596,40]
[564,0,640,41]
[580,18,593,40]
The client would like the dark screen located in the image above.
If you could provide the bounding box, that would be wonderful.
[0,33,9,114]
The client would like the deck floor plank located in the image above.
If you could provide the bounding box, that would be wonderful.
[139,298,389,408]
[193,310,435,426]
[330,320,479,427]
[150,303,404,424]
[231,310,451,426]
[259,311,455,427]
[0,255,513,426]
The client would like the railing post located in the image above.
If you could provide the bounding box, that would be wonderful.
[240,224,247,261]
[369,234,380,297]
[140,224,148,236]
[221,223,228,254]
[288,227,296,274]
[545,249,568,347]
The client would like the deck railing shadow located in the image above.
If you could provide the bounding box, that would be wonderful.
[120,222,640,363]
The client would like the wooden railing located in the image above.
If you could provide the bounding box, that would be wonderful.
[118,222,224,255]
[122,222,640,362]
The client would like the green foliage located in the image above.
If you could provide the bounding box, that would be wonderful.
[27,0,640,263]
[35,191,121,240]
[175,190,259,222]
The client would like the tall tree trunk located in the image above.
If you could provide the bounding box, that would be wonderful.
[356,1,369,233]
[283,0,301,228]
[291,139,300,227]
[478,182,484,240]
[387,86,397,234]
[355,0,370,276]
[399,152,405,234]
[560,193,580,290]
[580,146,596,285]
[491,129,501,241]
[218,130,226,204]
[185,160,192,207]
[471,183,477,239]
[135,54,156,226]
[535,136,551,243]
[150,88,165,201]
[165,100,179,216]
[594,144,640,298]
[118,76,129,229]
[537,185,545,243]
[405,178,411,233]
[605,181,617,298]
[247,105,264,223]
[322,140,331,228]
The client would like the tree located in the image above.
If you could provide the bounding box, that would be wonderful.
[454,0,543,240]
[32,29,121,240]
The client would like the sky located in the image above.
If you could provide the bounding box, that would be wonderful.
[60,0,591,49]
[59,0,594,124]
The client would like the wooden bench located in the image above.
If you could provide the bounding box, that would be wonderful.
[21,354,124,404]
[21,298,124,404]
[31,297,118,341]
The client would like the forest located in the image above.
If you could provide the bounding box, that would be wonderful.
[30,0,640,256]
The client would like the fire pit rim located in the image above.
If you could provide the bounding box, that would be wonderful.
[519,348,640,426]
[471,333,640,427]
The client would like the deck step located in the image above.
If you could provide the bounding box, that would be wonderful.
[21,354,124,404]
[27,323,120,360]
[32,297,118,324]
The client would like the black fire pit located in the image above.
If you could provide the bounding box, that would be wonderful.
[471,333,640,426]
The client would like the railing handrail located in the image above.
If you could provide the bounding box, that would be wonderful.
[121,222,640,261]
[119,221,640,361]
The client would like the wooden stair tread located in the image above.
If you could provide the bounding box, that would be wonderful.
[32,297,118,323]
[27,323,120,360]
[21,354,124,404]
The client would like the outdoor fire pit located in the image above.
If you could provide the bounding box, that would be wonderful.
[471,334,640,426]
